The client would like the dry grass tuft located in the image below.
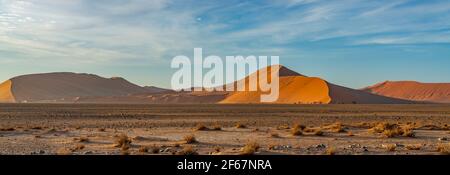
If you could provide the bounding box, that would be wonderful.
[369,122,415,138]
[138,146,149,153]
[325,147,336,155]
[240,141,260,155]
[193,124,209,131]
[212,125,222,131]
[177,145,198,155]
[347,131,355,137]
[329,122,346,133]
[114,134,132,148]
[235,123,247,129]
[383,144,396,152]
[213,146,222,153]
[290,127,303,136]
[437,143,450,155]
[406,144,422,150]
[270,132,280,138]
[183,134,197,144]
[150,145,160,154]
[0,127,15,131]
[314,129,324,136]
[293,123,306,131]
[56,148,72,155]
[277,125,290,130]
[74,137,90,143]
[71,144,85,152]
[31,126,43,130]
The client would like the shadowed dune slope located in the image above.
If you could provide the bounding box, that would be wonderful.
[363,81,450,103]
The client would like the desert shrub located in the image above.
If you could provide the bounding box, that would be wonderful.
[270,132,280,138]
[290,127,303,136]
[235,123,247,129]
[437,143,450,155]
[138,146,149,153]
[329,122,346,133]
[74,137,89,143]
[314,129,324,136]
[326,147,336,155]
[193,124,208,131]
[177,146,198,155]
[292,123,306,131]
[277,125,290,130]
[183,134,197,144]
[56,148,72,155]
[383,144,396,152]
[98,128,106,132]
[150,145,160,154]
[114,134,132,148]
[240,141,260,155]
[406,144,422,150]
[0,127,15,131]
[212,125,222,131]
[347,131,355,137]
[71,144,85,152]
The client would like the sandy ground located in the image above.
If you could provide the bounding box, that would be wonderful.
[0,104,449,155]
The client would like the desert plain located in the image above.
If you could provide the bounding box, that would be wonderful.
[0,103,449,155]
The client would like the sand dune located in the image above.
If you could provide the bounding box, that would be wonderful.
[363,81,450,103]
[0,72,168,103]
[0,80,15,103]
[219,65,411,104]
[0,66,418,104]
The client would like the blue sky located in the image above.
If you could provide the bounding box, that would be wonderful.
[0,0,449,89]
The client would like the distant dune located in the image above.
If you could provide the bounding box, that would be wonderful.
[0,66,419,104]
[0,72,169,103]
[363,81,450,103]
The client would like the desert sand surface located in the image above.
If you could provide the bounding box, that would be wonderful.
[363,81,450,103]
[0,103,449,155]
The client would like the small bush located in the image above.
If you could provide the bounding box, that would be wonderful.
[114,134,132,148]
[183,134,197,144]
[150,145,160,154]
[314,129,324,136]
[270,133,280,138]
[240,141,260,155]
[326,147,336,155]
[235,123,247,129]
[290,127,303,136]
[212,125,222,131]
[406,144,422,150]
[71,144,85,152]
[383,144,396,152]
[194,124,208,131]
[138,146,149,153]
[177,146,198,155]
[241,141,259,155]
[437,143,450,155]
[292,124,306,131]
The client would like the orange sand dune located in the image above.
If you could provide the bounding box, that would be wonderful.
[0,72,168,103]
[363,81,450,103]
[219,65,410,104]
[0,80,15,103]
[219,65,331,104]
